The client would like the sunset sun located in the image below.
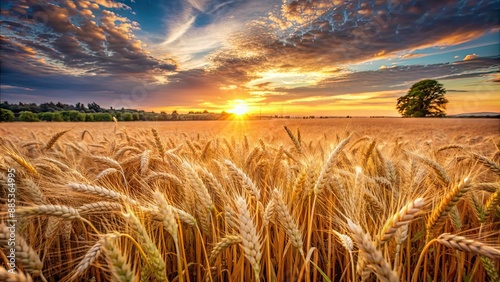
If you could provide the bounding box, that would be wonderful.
[230,101,249,116]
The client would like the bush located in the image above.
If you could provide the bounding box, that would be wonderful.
[38,112,55,121]
[123,112,133,121]
[19,111,39,122]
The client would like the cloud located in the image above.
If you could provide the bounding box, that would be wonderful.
[400,53,425,59]
[204,0,499,90]
[463,53,479,61]
[0,0,177,78]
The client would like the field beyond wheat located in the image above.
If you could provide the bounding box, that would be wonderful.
[1,118,499,282]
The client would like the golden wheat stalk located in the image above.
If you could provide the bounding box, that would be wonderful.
[235,197,262,281]
[44,129,71,150]
[123,212,167,282]
[153,192,179,242]
[225,160,261,200]
[407,151,450,185]
[313,134,352,194]
[102,234,137,282]
[74,238,104,276]
[347,219,398,282]
[437,233,500,258]
[77,201,123,214]
[5,149,38,176]
[471,153,500,176]
[151,128,165,160]
[0,223,44,280]
[17,205,81,220]
[209,235,242,264]
[378,198,425,245]
[0,267,34,282]
[67,183,138,206]
[272,188,304,255]
[284,125,303,154]
[426,178,471,241]
[183,162,214,210]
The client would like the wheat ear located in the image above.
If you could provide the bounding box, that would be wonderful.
[378,198,425,245]
[77,201,123,214]
[426,178,471,241]
[74,238,103,276]
[313,134,352,194]
[284,125,303,154]
[67,183,138,205]
[183,162,214,210]
[0,267,34,282]
[17,205,80,220]
[346,219,398,282]
[480,256,500,282]
[209,235,242,264]
[44,129,70,150]
[5,149,38,176]
[235,197,262,281]
[0,223,44,279]
[102,235,137,282]
[225,160,260,200]
[471,153,500,176]
[123,212,167,282]
[151,128,165,160]
[21,179,47,204]
[91,156,123,170]
[407,151,450,185]
[437,233,500,258]
[272,189,304,255]
[153,192,179,242]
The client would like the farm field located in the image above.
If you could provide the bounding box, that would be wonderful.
[1,118,499,282]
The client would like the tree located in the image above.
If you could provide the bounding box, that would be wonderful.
[171,110,178,120]
[397,79,448,117]
[1,109,15,121]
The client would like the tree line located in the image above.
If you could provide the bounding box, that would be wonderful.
[0,101,228,122]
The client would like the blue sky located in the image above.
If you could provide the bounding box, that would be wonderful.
[0,0,499,116]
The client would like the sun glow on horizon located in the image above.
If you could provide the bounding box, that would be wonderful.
[229,100,249,116]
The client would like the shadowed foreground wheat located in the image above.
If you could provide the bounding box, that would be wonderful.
[0,122,499,281]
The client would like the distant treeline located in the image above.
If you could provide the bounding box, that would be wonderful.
[0,101,231,122]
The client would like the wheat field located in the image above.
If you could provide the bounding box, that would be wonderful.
[1,118,499,282]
